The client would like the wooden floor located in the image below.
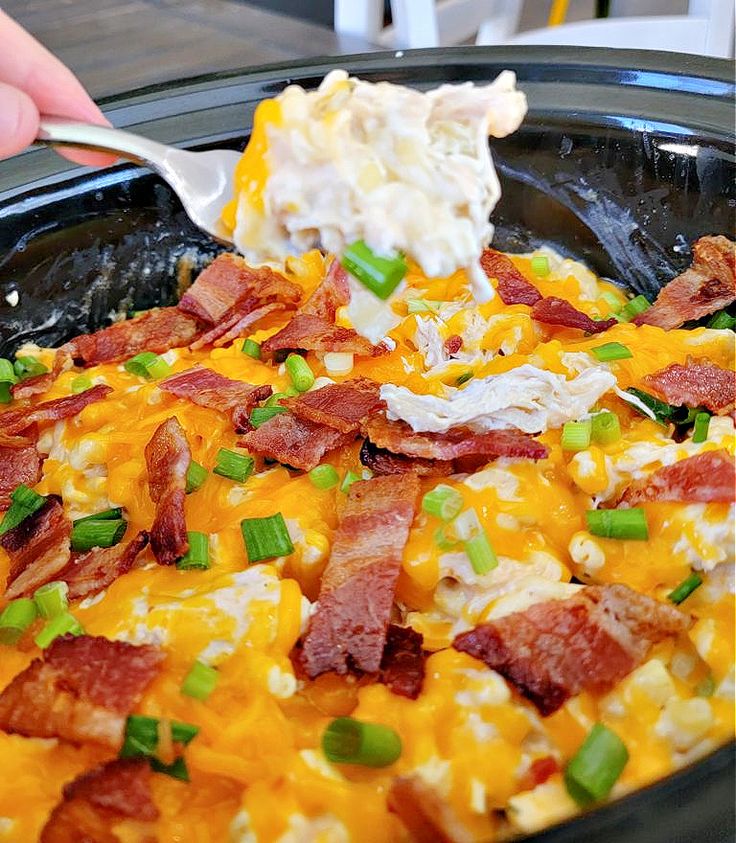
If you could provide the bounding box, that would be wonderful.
[5,0,377,98]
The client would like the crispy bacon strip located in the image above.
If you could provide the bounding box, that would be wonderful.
[379,625,426,700]
[0,432,42,509]
[11,372,56,400]
[0,385,112,436]
[634,235,736,330]
[145,417,190,565]
[363,414,549,462]
[260,314,383,360]
[189,300,286,351]
[359,438,453,477]
[239,412,354,472]
[281,378,384,434]
[57,532,150,601]
[41,758,158,843]
[159,365,272,433]
[480,249,542,306]
[0,635,164,748]
[299,475,420,677]
[1,496,72,599]
[60,308,201,367]
[619,450,736,506]
[388,776,470,843]
[301,259,351,320]
[453,584,688,716]
[532,296,617,333]
[642,361,736,415]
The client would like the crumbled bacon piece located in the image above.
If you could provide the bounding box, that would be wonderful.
[57,532,149,601]
[260,314,384,360]
[642,361,736,415]
[481,249,542,306]
[518,757,560,792]
[359,439,453,477]
[619,450,736,506]
[388,776,467,843]
[0,635,164,748]
[299,475,420,677]
[453,584,688,716]
[379,625,426,700]
[159,365,272,433]
[203,302,285,350]
[0,430,42,509]
[443,335,463,356]
[239,412,354,471]
[144,417,190,565]
[302,259,351,320]
[532,296,617,333]
[0,385,112,436]
[11,372,56,400]
[363,414,548,462]
[60,308,201,367]
[1,496,72,599]
[634,236,735,330]
[281,378,384,433]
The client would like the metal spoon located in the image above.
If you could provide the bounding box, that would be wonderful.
[36,116,240,244]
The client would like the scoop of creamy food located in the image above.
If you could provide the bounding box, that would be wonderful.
[221,69,527,302]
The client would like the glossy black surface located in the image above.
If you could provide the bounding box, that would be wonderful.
[0,46,733,842]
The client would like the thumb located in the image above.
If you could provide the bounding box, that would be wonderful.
[0,82,39,159]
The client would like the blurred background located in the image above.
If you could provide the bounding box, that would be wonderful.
[6,0,734,98]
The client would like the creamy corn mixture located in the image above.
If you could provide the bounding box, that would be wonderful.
[0,248,734,842]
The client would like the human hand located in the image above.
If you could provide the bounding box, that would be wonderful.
[0,11,115,165]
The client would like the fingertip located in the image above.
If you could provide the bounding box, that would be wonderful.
[0,83,39,159]
[57,148,119,168]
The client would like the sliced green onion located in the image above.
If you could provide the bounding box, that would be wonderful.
[241,513,294,563]
[696,674,715,697]
[624,388,675,425]
[123,351,172,380]
[176,531,210,571]
[250,406,287,428]
[34,611,84,649]
[340,470,361,493]
[151,756,190,781]
[565,723,629,805]
[591,342,632,362]
[0,359,17,383]
[601,291,623,313]
[591,412,621,446]
[242,338,262,359]
[0,485,46,536]
[213,448,254,483]
[707,310,736,330]
[434,525,459,551]
[406,299,444,314]
[586,508,649,540]
[340,241,407,300]
[0,383,12,404]
[617,294,651,323]
[323,352,354,375]
[70,375,93,394]
[322,717,402,767]
[691,412,711,444]
[0,598,38,645]
[14,356,48,380]
[464,532,498,575]
[71,518,126,552]
[285,353,315,393]
[667,573,702,605]
[73,507,123,525]
[309,464,340,490]
[530,255,550,277]
[265,392,291,408]
[120,714,199,759]
[561,420,592,452]
[185,461,208,494]
[181,660,218,700]
[422,485,464,521]
[455,371,473,386]
[33,581,69,620]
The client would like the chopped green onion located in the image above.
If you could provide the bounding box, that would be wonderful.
[0,598,38,645]
[340,241,407,300]
[33,581,69,619]
[707,310,736,330]
[185,461,208,494]
[591,412,621,446]
[14,356,48,380]
[600,291,623,313]
[565,723,629,805]
[696,675,715,697]
[0,359,17,383]
[151,756,190,781]
[340,470,361,493]
[0,485,46,536]
[422,485,464,521]
[309,464,340,490]
[667,573,702,605]
[123,351,172,380]
[561,420,592,452]
[434,525,459,551]
[617,294,651,323]
[591,342,632,362]
[406,299,444,314]
[176,531,210,570]
[250,406,287,428]
[213,448,254,483]
[73,508,123,525]
[241,513,294,563]
[530,255,550,277]
[624,388,675,425]
[70,375,93,394]
[34,611,84,649]
[265,392,290,408]
[285,353,315,393]
[0,383,12,404]
[323,352,355,375]
[71,518,126,552]
[120,714,199,759]
[455,371,473,386]
[181,660,218,700]
[464,532,498,575]
[586,508,649,540]
[691,412,711,444]
[241,338,262,359]
[322,717,402,767]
